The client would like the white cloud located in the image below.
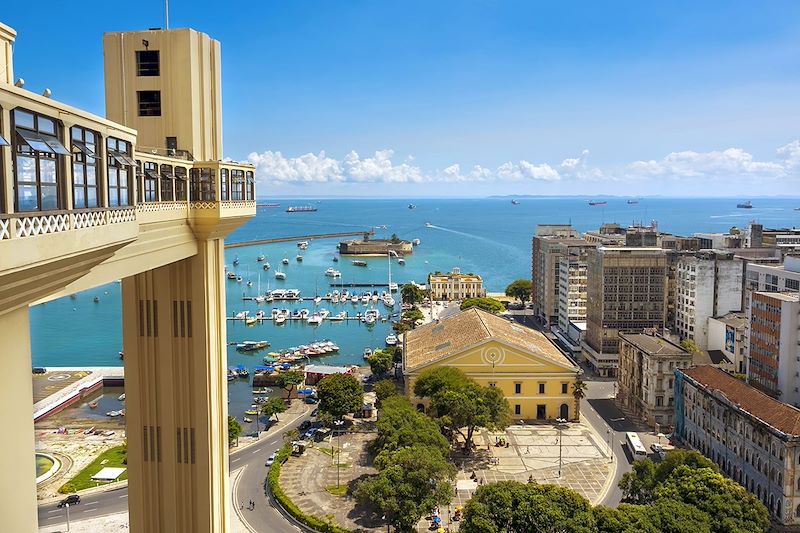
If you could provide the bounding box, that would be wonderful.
[247,141,800,187]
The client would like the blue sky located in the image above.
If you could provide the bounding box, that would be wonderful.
[6,1,800,196]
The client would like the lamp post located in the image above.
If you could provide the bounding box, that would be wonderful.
[65,503,70,532]
[606,426,613,463]
[556,418,567,478]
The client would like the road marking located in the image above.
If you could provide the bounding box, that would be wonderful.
[251,449,262,454]
[232,457,241,462]
[119,494,128,499]
[47,509,61,514]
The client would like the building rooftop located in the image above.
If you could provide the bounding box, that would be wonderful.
[619,332,688,356]
[682,366,800,436]
[429,270,483,282]
[754,291,800,303]
[706,350,732,365]
[404,307,574,371]
[304,365,352,375]
[711,311,747,330]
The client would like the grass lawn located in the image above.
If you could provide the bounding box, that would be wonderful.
[58,445,127,494]
[324,484,348,497]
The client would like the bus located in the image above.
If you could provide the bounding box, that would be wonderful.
[625,432,648,459]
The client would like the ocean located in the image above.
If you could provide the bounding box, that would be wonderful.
[30,196,800,370]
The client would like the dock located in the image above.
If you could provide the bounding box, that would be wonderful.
[225,230,373,249]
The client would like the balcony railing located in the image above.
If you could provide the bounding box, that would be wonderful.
[0,207,136,241]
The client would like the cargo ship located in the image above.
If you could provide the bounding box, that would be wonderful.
[588,200,607,206]
[736,201,753,209]
[286,205,318,213]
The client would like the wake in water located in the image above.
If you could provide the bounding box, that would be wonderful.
[425,224,520,254]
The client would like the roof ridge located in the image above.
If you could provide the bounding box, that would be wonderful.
[474,307,492,338]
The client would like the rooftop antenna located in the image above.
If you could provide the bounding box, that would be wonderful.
[165,0,170,29]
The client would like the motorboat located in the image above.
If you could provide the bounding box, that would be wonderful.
[331,293,339,304]
[385,334,398,346]
[383,294,396,307]
[118,393,126,401]
[408,204,416,209]
[297,241,309,249]
[371,292,379,302]
[351,294,359,303]
[363,347,373,359]
[263,262,271,271]
[275,271,286,280]
[244,409,258,416]
[511,199,520,205]
[88,401,98,409]
[247,280,253,288]
[257,254,265,262]
[285,289,301,299]
[364,314,375,325]
[296,255,303,262]
[397,258,405,265]
[299,309,310,319]
[389,282,399,292]
[331,311,347,321]
[255,310,266,319]
[314,296,322,305]
[361,294,370,304]
[352,260,368,267]
[245,316,257,326]
[282,257,289,265]
[236,276,242,283]
[325,268,341,277]
[243,417,253,423]
[275,314,286,325]
[307,313,322,325]
[412,238,421,246]
[425,222,433,228]
[227,272,237,280]
[332,256,339,262]
[233,257,240,266]
[319,309,330,320]
[236,341,270,352]
[234,311,249,319]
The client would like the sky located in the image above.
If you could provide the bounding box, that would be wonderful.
[5,1,800,197]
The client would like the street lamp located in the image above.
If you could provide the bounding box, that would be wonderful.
[556,417,567,478]
[65,503,70,532]
[606,427,613,463]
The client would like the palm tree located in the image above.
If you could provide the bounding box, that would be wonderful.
[572,377,588,422]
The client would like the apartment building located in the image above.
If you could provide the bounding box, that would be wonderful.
[530,224,583,325]
[428,267,485,301]
[748,292,800,406]
[707,311,747,374]
[556,244,591,332]
[582,246,668,377]
[675,366,800,525]
[617,332,692,428]
[674,251,743,350]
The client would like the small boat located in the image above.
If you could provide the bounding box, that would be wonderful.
[236,340,270,352]
[627,199,639,204]
[408,204,416,209]
[363,347,373,359]
[332,256,339,262]
[364,314,375,325]
[412,238,421,246]
[282,257,289,265]
[351,295,359,303]
[84,427,95,435]
[243,417,253,423]
[383,295,396,307]
[737,201,753,209]
[371,293,379,302]
[88,401,98,409]
[236,276,242,283]
[588,201,607,206]
[244,409,258,416]
[106,410,123,417]
[307,313,322,325]
[296,255,303,262]
[511,199,520,205]
[233,257,240,266]
[275,314,286,325]
[263,262,271,271]
[425,222,433,228]
[361,294,370,304]
[331,311,347,321]
[397,258,405,265]
[93,296,100,303]
[385,334,398,346]
[286,205,318,213]
[297,241,309,249]
[325,268,342,277]
[247,280,253,288]
[314,296,322,305]
[234,311,249,320]
[352,260,368,267]
[275,271,286,280]
[118,394,126,401]
[227,272,237,280]
[257,254,265,262]
[389,282,399,292]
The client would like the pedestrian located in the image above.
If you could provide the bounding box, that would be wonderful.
[240,501,244,510]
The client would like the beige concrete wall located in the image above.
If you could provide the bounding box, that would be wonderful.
[0,307,38,532]
[104,28,223,161]
[0,22,15,85]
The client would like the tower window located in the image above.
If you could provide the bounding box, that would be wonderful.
[137,91,161,117]
[136,50,160,76]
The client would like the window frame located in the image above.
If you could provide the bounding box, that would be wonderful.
[220,168,229,201]
[135,50,160,77]
[142,161,159,202]
[12,108,65,212]
[174,166,188,201]
[190,168,216,201]
[246,170,255,200]
[160,164,174,201]
[70,126,100,209]
[230,169,245,201]
[106,137,133,207]
[137,90,162,117]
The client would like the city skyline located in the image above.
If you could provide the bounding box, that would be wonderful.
[5,1,800,196]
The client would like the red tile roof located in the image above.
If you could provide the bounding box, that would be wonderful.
[683,365,800,436]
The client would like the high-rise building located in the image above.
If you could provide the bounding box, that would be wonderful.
[0,22,256,532]
[582,246,668,377]
[556,243,593,332]
[748,291,800,406]
[530,224,582,326]
[674,251,743,350]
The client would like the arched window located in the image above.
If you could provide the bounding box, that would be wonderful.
[559,403,569,420]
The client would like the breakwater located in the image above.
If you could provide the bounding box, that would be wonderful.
[225,231,373,249]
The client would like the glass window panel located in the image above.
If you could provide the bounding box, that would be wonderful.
[86,165,96,186]
[0,133,8,146]
[17,130,54,154]
[16,155,36,183]
[42,135,70,156]
[40,159,57,183]
[71,128,81,141]
[37,117,56,135]
[14,110,35,129]
[17,184,38,211]
[74,187,85,208]
[119,169,128,188]
[87,186,98,208]
[73,163,85,184]
[107,138,115,150]
[108,168,118,187]
[41,184,58,210]
[120,188,129,206]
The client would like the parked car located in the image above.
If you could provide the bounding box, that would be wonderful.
[58,495,80,507]
[650,443,666,460]
[265,452,277,467]
[298,420,311,431]
[32,367,46,374]
[305,397,319,404]
[311,408,319,417]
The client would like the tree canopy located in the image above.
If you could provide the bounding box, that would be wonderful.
[371,396,449,457]
[373,379,398,408]
[260,396,287,421]
[367,349,394,376]
[317,373,364,418]
[505,279,532,304]
[400,284,425,305]
[228,416,242,444]
[413,366,511,453]
[354,445,455,532]
[460,297,506,314]
[275,370,305,399]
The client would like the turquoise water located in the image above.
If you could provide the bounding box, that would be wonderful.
[30,197,800,368]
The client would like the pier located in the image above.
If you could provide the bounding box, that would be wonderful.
[225,230,374,249]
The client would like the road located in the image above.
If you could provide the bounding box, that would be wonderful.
[38,412,312,532]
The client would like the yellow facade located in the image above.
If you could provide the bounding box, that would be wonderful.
[428,267,486,301]
[406,338,578,420]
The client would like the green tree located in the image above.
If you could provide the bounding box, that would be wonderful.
[680,339,700,354]
[392,321,412,334]
[261,396,287,422]
[460,481,596,533]
[275,370,305,400]
[283,428,300,443]
[460,297,506,314]
[228,416,242,445]
[354,445,456,532]
[505,279,532,305]
[367,349,394,376]
[401,307,424,323]
[383,345,402,363]
[317,373,364,418]
[414,366,511,453]
[390,233,401,244]
[316,411,335,428]
[619,450,717,503]
[371,396,449,457]
[572,377,588,422]
[400,284,425,305]
[373,379,398,408]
